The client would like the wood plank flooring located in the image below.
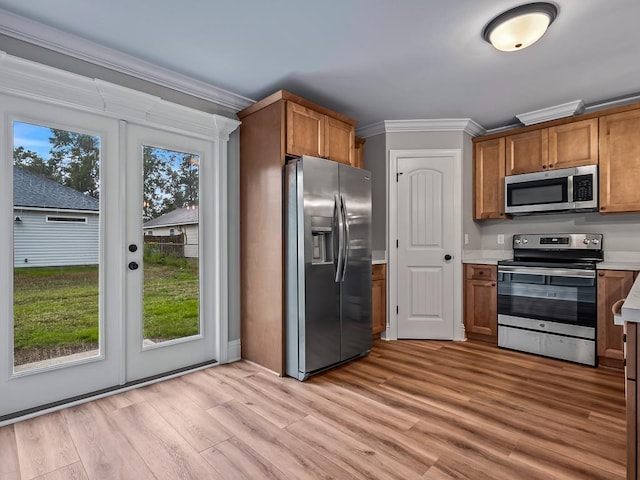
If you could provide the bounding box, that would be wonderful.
[0,339,626,479]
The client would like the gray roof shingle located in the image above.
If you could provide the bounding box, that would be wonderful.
[144,207,199,228]
[13,165,99,211]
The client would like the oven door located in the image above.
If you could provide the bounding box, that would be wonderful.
[497,265,597,328]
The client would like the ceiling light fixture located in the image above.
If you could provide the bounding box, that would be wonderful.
[482,2,558,52]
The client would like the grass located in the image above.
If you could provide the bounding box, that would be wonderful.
[13,251,199,362]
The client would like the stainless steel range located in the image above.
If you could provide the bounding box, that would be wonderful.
[497,233,603,366]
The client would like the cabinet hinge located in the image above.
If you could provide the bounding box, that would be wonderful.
[396,172,403,182]
[396,239,399,248]
[396,305,399,314]
[624,334,627,343]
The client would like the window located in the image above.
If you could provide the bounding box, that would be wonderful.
[46,216,88,223]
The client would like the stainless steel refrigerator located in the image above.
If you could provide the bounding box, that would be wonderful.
[285,156,372,381]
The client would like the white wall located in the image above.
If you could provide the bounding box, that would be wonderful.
[477,211,640,256]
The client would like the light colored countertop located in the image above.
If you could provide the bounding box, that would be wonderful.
[461,250,640,270]
[622,276,640,323]
[599,252,640,271]
[462,250,511,266]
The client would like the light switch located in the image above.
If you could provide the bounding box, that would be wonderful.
[497,234,505,245]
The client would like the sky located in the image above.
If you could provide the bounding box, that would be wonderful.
[13,121,53,158]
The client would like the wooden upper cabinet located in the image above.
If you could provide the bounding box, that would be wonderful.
[324,116,355,165]
[506,129,549,175]
[505,118,598,176]
[286,100,355,166]
[286,102,325,158]
[474,137,506,220]
[600,109,640,213]
[548,118,598,169]
[353,137,366,169]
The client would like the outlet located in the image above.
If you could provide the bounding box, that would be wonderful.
[497,234,505,245]
[464,233,469,245]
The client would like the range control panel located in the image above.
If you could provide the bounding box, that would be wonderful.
[513,233,603,250]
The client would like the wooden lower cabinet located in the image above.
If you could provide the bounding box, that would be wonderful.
[372,264,386,335]
[626,322,638,480]
[597,269,638,369]
[463,264,497,344]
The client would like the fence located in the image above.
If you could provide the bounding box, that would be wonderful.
[143,234,185,257]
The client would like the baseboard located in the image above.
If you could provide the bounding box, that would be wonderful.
[226,339,241,363]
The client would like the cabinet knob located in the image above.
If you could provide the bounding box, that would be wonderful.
[598,272,604,277]
[491,282,496,286]
[542,165,547,169]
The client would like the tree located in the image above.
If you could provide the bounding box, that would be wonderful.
[49,129,100,198]
[13,146,61,180]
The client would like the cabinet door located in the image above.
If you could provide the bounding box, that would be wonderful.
[474,138,506,220]
[286,102,325,158]
[372,264,386,335]
[548,118,598,169]
[463,264,497,343]
[600,109,640,213]
[353,137,366,169]
[506,129,549,175]
[597,269,634,369]
[325,116,354,165]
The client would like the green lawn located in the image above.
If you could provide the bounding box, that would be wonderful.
[13,256,199,363]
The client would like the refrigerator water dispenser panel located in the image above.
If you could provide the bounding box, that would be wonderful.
[311,216,333,265]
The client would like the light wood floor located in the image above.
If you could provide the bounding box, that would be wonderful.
[0,339,626,480]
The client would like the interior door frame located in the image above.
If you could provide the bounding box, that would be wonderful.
[387,149,464,341]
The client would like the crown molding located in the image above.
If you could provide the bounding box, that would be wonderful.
[0,51,240,141]
[0,8,254,112]
[357,118,485,138]
[516,99,585,126]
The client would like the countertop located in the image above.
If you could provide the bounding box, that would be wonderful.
[462,250,640,270]
[622,275,640,323]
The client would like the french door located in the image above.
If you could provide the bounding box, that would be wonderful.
[124,124,216,381]
[1,98,219,419]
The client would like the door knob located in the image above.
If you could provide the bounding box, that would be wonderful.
[444,254,452,261]
[128,261,139,270]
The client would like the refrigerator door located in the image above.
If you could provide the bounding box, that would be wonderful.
[299,157,342,375]
[339,164,373,360]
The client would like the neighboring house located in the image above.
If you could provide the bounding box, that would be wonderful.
[143,207,199,258]
[13,165,100,268]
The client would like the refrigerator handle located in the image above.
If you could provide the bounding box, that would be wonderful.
[340,194,350,281]
[334,194,344,283]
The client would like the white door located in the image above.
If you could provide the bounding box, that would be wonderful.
[125,124,217,381]
[396,153,457,339]
[0,97,122,418]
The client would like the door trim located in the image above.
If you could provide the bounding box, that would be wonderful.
[387,149,464,341]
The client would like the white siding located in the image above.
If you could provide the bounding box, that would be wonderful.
[13,209,99,268]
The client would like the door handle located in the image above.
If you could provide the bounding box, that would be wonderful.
[444,254,452,261]
[128,261,139,271]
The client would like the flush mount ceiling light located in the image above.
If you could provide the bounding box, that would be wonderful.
[482,2,558,52]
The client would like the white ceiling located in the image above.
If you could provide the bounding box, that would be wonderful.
[1,0,639,130]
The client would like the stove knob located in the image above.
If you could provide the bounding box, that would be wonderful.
[591,239,600,245]
[583,238,590,245]
[515,239,521,244]
[522,238,529,244]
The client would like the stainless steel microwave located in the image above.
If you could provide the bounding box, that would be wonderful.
[505,165,598,215]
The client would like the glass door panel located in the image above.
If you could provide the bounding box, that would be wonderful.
[13,121,101,372]
[142,146,200,345]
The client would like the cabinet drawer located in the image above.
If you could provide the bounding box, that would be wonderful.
[465,264,496,281]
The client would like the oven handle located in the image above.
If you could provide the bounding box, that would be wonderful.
[498,265,596,278]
